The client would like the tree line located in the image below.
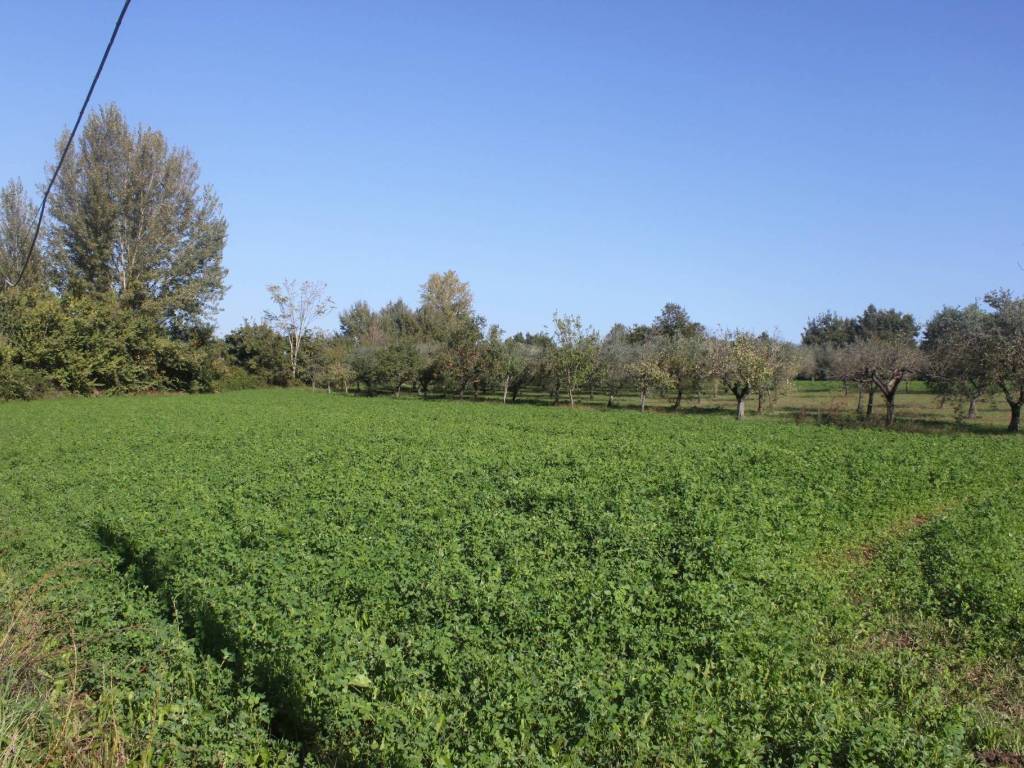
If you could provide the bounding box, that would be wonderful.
[237,269,1024,432]
[2,104,1022,431]
[1,104,225,397]
[236,270,802,422]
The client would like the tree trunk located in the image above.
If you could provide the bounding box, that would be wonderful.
[967,396,978,419]
[1009,402,1021,433]
[502,376,510,404]
[885,396,896,427]
[866,387,875,417]
[756,391,764,414]
[290,334,300,381]
[673,388,683,410]
[640,388,647,412]
[736,394,746,420]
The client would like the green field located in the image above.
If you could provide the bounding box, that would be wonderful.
[2,389,1023,766]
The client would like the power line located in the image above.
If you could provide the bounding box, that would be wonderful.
[6,0,133,291]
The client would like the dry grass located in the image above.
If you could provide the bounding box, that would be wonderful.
[0,569,130,768]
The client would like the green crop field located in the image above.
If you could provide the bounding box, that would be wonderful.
[2,389,1023,767]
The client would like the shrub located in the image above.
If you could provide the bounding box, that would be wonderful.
[0,289,218,397]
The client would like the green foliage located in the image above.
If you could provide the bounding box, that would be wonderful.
[225,321,289,384]
[47,104,227,336]
[802,310,858,347]
[918,501,1024,645]
[0,289,215,396]
[983,289,1024,430]
[2,390,1021,765]
[0,409,300,764]
[856,304,920,343]
[215,363,272,392]
[0,103,229,400]
[0,178,45,290]
[550,312,599,405]
[0,359,47,400]
[652,302,704,340]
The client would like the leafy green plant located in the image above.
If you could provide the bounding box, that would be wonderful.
[1,389,1021,765]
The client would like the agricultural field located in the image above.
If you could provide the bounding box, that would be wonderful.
[1,389,1023,766]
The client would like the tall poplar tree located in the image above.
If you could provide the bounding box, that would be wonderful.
[46,104,227,336]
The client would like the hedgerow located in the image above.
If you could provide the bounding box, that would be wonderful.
[1,389,1021,765]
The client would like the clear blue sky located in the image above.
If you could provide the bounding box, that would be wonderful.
[3,1,1022,339]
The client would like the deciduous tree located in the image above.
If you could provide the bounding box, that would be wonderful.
[713,331,791,420]
[550,313,598,407]
[224,321,287,384]
[922,304,991,419]
[47,105,227,336]
[854,338,925,426]
[417,271,484,397]
[0,179,45,290]
[598,324,634,406]
[625,344,671,412]
[854,305,919,343]
[652,303,703,340]
[264,279,334,381]
[660,333,712,409]
[982,289,1024,432]
[801,311,857,347]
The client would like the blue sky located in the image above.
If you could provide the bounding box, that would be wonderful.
[2,1,1021,339]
